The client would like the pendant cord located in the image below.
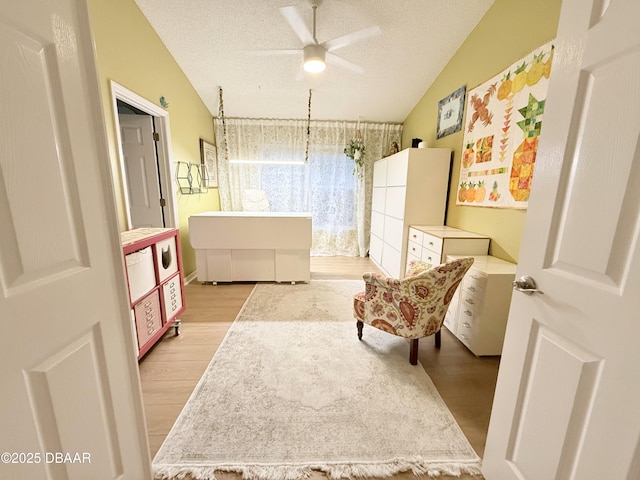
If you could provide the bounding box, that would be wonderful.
[305,89,312,163]
[218,87,229,164]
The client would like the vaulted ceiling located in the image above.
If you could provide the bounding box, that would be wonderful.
[134,0,495,123]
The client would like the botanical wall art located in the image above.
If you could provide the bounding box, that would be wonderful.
[436,85,466,139]
[457,41,554,208]
[200,138,218,188]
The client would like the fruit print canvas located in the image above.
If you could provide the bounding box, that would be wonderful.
[457,41,554,208]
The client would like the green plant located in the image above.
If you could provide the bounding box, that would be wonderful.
[344,138,365,178]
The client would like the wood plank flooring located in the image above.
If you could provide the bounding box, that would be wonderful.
[138,257,500,479]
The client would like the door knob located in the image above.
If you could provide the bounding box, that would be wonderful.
[512,275,543,295]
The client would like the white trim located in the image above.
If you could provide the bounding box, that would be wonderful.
[184,270,198,285]
[109,81,179,229]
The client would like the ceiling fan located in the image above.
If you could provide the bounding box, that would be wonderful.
[256,2,381,75]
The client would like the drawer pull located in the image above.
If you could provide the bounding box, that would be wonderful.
[427,256,433,262]
[465,298,475,304]
[464,310,473,316]
[468,286,476,292]
[463,322,471,328]
[460,333,468,340]
[428,241,434,247]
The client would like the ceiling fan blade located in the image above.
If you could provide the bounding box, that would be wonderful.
[326,53,364,74]
[249,49,302,56]
[280,6,315,45]
[323,25,382,52]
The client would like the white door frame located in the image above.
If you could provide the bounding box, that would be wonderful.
[110,81,179,229]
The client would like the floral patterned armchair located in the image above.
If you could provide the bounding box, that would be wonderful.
[353,257,474,365]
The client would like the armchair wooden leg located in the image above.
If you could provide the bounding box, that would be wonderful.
[356,320,363,340]
[435,329,441,349]
[410,339,419,365]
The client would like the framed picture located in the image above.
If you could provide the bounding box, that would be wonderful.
[436,85,466,138]
[199,139,218,188]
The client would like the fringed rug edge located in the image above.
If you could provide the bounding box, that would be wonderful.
[153,457,484,480]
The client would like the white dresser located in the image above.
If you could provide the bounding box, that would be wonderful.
[369,148,451,278]
[444,255,517,356]
[406,225,490,271]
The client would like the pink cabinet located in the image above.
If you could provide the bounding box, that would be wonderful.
[121,228,185,359]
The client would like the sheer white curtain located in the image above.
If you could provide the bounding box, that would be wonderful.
[214,118,402,256]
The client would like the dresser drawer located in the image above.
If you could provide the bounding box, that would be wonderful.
[408,227,424,245]
[460,291,483,310]
[458,292,482,329]
[407,240,422,258]
[457,321,480,349]
[421,233,443,253]
[162,274,183,323]
[134,289,162,348]
[421,248,441,266]
[461,271,487,298]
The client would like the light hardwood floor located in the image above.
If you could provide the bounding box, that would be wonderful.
[139,257,500,479]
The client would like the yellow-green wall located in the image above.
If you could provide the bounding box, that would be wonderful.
[88,0,220,276]
[403,0,562,262]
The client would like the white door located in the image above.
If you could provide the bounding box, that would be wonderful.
[120,113,165,228]
[0,1,150,479]
[482,0,640,479]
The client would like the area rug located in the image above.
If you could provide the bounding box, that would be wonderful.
[152,280,482,480]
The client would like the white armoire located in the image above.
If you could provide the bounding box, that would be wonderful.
[369,147,451,278]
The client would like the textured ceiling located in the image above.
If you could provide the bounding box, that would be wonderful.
[134,0,495,123]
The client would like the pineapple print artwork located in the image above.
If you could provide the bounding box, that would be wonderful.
[509,93,545,201]
[457,41,553,208]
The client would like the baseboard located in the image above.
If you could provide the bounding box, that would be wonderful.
[184,271,198,285]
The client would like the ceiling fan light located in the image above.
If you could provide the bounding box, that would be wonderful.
[304,59,326,73]
[303,44,326,73]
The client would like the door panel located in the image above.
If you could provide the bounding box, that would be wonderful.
[384,186,406,219]
[120,114,164,228]
[24,329,123,478]
[0,21,88,293]
[0,1,149,478]
[482,1,640,478]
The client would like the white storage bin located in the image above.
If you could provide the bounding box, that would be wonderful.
[155,237,179,283]
[125,247,156,303]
